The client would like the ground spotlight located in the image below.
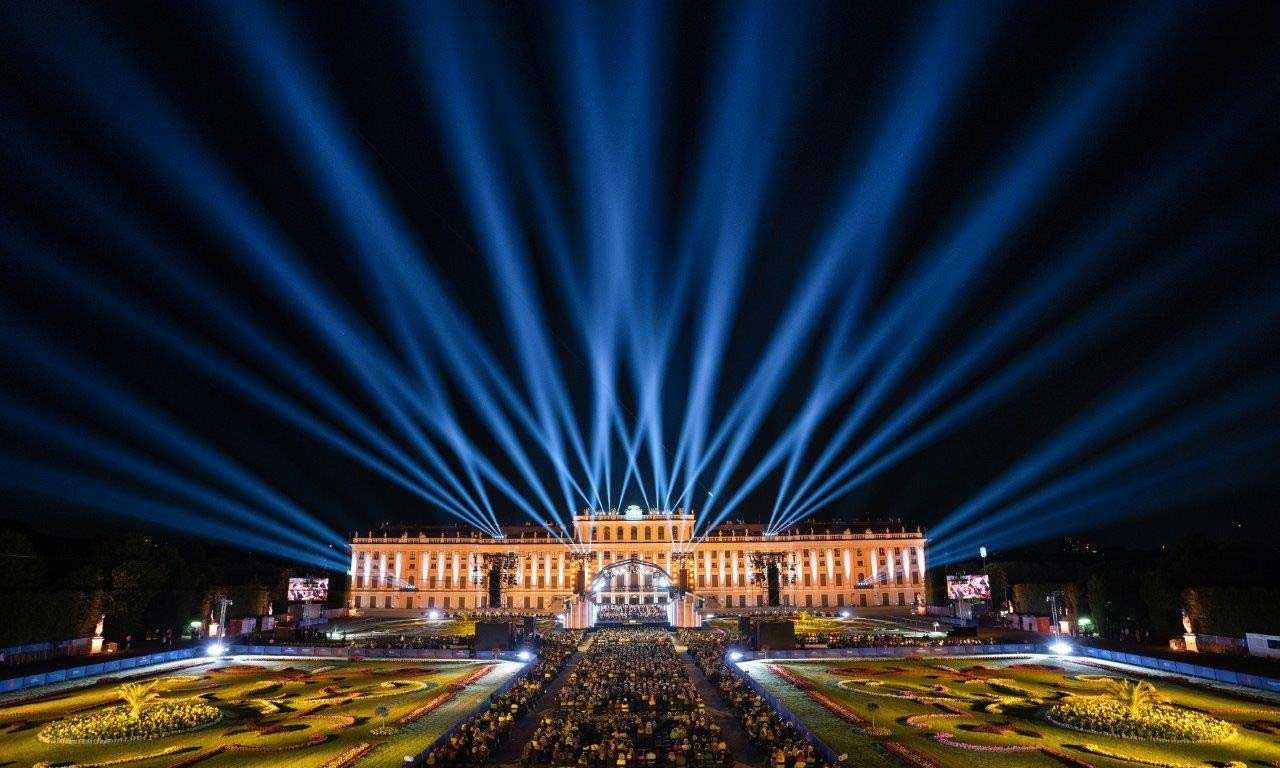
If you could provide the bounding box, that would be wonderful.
[427,609,441,621]
[517,649,534,662]
[728,650,744,662]
[206,641,227,657]
[839,610,851,619]
[1048,640,1073,656]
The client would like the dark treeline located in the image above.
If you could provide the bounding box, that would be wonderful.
[936,535,1280,643]
[0,523,344,648]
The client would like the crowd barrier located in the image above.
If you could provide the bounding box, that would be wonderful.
[404,653,535,766]
[1077,646,1280,693]
[0,648,200,694]
[726,655,843,766]
[734,642,1038,661]
[228,644,527,662]
[727,642,1280,765]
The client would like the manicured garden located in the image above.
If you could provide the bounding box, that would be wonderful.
[742,654,1280,767]
[0,655,521,767]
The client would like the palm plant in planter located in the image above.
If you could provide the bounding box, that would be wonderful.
[1104,679,1159,717]
[119,681,160,720]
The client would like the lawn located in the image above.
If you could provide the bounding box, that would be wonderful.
[742,654,1280,767]
[0,655,521,768]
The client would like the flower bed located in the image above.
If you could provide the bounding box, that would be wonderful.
[1072,742,1205,767]
[1046,697,1235,742]
[38,701,221,744]
[933,731,1040,752]
[882,739,940,767]
[319,742,374,768]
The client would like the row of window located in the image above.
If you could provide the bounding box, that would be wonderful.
[352,589,922,611]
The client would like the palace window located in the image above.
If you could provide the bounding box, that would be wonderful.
[860,594,867,607]
[658,526,666,540]
[645,526,652,541]
[604,527,610,541]
[630,527,638,541]
[821,594,829,607]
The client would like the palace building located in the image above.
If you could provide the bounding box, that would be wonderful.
[347,506,927,619]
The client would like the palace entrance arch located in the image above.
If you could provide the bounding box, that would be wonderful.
[590,558,673,625]
[562,557,703,628]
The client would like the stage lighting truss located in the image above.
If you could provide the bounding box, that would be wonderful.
[748,551,796,586]
[479,552,521,587]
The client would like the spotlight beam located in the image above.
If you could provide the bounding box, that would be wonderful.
[416,1,600,526]
[668,0,814,526]
[778,189,1280,531]
[930,427,1280,567]
[692,2,1002,534]
[932,268,1280,542]
[0,455,348,571]
[8,5,510,533]
[935,373,1280,557]
[215,3,543,535]
[0,317,352,550]
[0,396,340,563]
[1,206,497,535]
[774,96,1279,530]
[764,1,1186,532]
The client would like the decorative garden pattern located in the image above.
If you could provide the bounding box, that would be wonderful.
[742,655,1280,767]
[2,655,521,767]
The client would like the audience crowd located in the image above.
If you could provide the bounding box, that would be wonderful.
[595,604,667,623]
[797,631,998,649]
[517,629,733,767]
[682,630,836,768]
[421,630,581,766]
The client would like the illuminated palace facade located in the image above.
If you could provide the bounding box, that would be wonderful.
[348,507,927,617]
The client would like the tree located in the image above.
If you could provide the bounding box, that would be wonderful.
[1138,569,1182,641]
[866,701,879,728]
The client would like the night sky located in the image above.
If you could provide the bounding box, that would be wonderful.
[1,1,1278,562]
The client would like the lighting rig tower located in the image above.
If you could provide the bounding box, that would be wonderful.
[669,551,694,594]
[216,596,233,638]
[480,553,518,609]
[749,552,793,608]
[567,552,592,595]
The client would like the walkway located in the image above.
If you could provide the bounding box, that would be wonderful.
[680,649,765,768]
[490,638,589,766]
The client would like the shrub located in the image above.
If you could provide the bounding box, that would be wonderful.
[1046,695,1234,742]
[39,700,220,743]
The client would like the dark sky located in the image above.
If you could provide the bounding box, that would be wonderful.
[1,0,1277,557]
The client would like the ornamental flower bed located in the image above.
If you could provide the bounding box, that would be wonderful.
[397,688,454,724]
[932,731,1040,752]
[882,739,940,768]
[1046,696,1235,742]
[38,701,221,744]
[766,664,869,725]
[319,742,374,768]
